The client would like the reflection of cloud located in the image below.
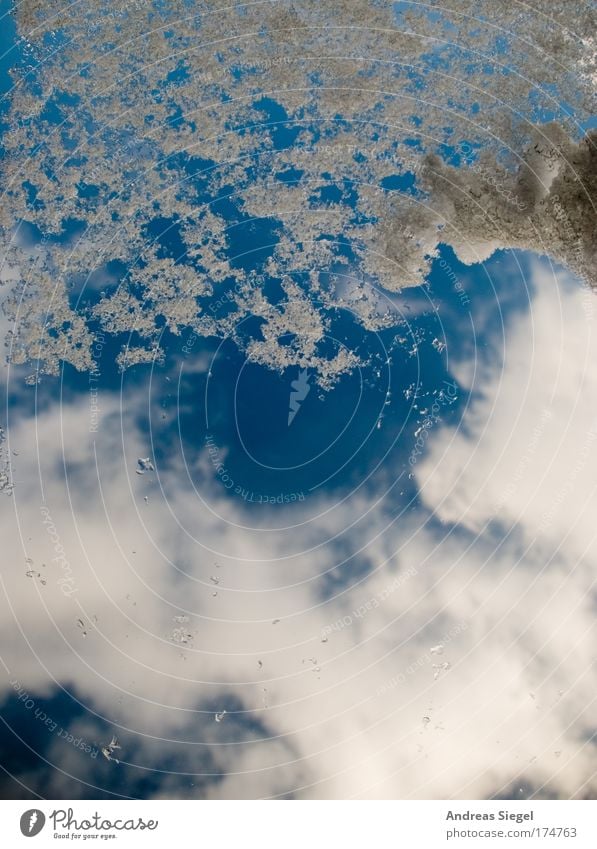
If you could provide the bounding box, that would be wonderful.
[418,258,597,556]
[1,260,596,799]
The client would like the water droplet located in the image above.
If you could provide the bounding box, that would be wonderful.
[432,662,450,680]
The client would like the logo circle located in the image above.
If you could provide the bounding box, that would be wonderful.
[20,810,45,837]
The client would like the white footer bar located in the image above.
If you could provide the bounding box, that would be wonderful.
[1,800,595,848]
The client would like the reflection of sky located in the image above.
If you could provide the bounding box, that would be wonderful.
[6,245,595,801]
[0,5,596,802]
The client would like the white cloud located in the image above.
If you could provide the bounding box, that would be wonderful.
[417,258,597,558]
[1,259,595,799]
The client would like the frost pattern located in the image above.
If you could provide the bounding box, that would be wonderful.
[0,1,595,380]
